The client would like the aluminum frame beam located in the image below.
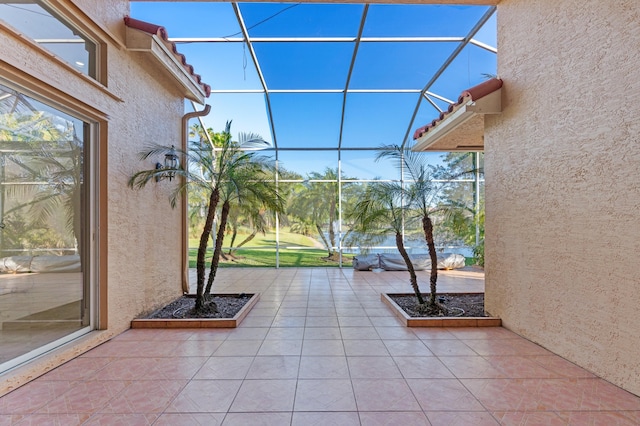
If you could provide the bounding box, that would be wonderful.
[400,6,497,149]
[231,2,278,150]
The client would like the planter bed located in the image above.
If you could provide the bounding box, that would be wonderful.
[131,293,260,329]
[381,292,501,327]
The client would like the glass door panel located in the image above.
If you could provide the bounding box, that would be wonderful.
[0,83,90,371]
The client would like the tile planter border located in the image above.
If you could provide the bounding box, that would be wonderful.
[131,293,260,329]
[381,293,501,327]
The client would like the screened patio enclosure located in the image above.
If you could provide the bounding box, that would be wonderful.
[131,2,496,267]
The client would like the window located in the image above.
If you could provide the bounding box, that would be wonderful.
[0,1,98,79]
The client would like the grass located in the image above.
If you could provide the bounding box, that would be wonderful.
[188,228,353,268]
[188,228,475,268]
[188,247,353,268]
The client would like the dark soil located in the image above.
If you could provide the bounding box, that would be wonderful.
[146,294,253,319]
[390,293,486,317]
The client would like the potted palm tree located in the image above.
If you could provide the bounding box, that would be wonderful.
[348,180,426,303]
[349,144,500,326]
[128,121,283,320]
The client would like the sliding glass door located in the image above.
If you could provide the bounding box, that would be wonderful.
[0,82,94,372]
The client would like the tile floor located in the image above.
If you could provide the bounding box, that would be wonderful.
[1,267,639,425]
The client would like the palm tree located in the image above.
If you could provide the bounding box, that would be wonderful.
[288,168,339,259]
[377,144,454,311]
[348,181,426,304]
[203,161,282,296]
[225,204,270,257]
[129,121,283,312]
[0,112,84,254]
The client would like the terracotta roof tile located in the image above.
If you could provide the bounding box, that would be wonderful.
[124,16,211,97]
[413,77,502,140]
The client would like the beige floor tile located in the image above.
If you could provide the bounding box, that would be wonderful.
[213,340,263,356]
[245,356,300,379]
[438,356,506,379]
[265,327,305,340]
[294,379,357,411]
[351,379,421,411]
[239,316,274,328]
[9,413,90,425]
[383,340,434,357]
[170,340,223,357]
[425,411,499,425]
[491,411,565,425]
[343,339,390,356]
[42,358,112,381]
[360,411,430,426]
[291,411,360,426]
[347,356,402,379]
[222,412,292,425]
[303,327,342,340]
[229,379,297,412]
[407,378,485,411]
[257,339,303,356]
[340,327,380,340]
[0,380,77,414]
[304,316,339,327]
[5,267,639,425]
[299,356,350,379]
[99,380,186,413]
[166,380,242,413]
[225,328,269,341]
[375,326,419,340]
[394,356,455,379]
[423,339,478,356]
[154,413,225,426]
[194,357,254,380]
[36,380,129,414]
[270,316,306,327]
[301,339,345,356]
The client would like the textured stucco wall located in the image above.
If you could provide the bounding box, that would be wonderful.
[485,0,640,396]
[0,0,185,391]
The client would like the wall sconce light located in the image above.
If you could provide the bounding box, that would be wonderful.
[155,145,179,182]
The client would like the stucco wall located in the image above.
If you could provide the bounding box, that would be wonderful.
[485,0,640,396]
[0,0,186,391]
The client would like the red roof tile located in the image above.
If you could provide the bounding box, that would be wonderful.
[124,16,211,97]
[413,77,502,140]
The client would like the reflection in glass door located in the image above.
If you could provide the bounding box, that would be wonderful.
[0,83,93,372]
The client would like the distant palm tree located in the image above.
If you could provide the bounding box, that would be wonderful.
[129,121,284,312]
[1,113,83,253]
[225,204,270,257]
[288,168,339,259]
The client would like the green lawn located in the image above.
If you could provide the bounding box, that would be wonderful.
[188,229,353,268]
[188,228,474,268]
[188,247,353,268]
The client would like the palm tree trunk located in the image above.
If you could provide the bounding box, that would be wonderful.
[227,223,238,255]
[396,232,425,305]
[195,188,219,311]
[328,199,336,256]
[230,230,258,255]
[205,199,230,297]
[422,215,438,305]
[316,223,332,258]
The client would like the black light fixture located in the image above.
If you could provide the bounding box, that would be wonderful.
[155,145,179,182]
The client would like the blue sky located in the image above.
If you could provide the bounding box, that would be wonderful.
[130,2,496,178]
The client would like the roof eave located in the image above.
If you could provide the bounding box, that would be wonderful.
[125,26,208,104]
[412,78,503,152]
